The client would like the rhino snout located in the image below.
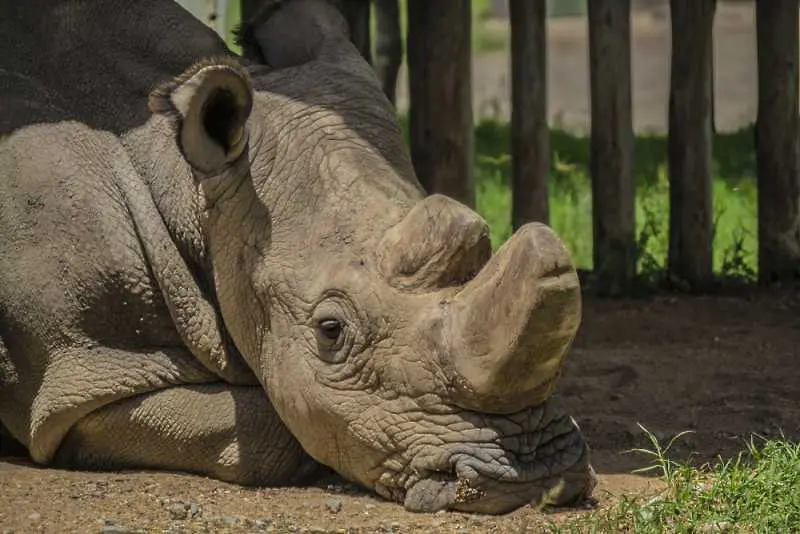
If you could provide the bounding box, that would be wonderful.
[395,401,595,515]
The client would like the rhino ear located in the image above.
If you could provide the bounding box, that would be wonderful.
[149,57,253,176]
[234,0,350,68]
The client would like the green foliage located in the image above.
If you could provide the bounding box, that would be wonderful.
[470,119,758,283]
[225,0,242,54]
[547,427,800,533]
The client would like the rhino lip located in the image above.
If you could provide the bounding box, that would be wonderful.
[403,475,486,513]
[397,449,515,513]
[384,412,590,513]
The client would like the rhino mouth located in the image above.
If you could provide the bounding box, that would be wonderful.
[368,400,595,515]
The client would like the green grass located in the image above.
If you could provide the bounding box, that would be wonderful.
[470,119,758,282]
[225,0,242,54]
[546,427,800,533]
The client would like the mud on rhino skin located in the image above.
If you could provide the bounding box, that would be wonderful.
[0,0,596,514]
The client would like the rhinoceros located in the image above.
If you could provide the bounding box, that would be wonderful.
[0,0,596,514]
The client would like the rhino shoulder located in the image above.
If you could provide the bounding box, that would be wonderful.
[0,120,217,462]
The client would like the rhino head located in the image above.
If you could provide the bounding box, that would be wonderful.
[146,0,595,514]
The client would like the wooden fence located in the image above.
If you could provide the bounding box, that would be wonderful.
[236,0,800,291]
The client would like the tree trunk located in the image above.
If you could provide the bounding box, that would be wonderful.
[588,0,635,293]
[667,0,716,290]
[374,0,403,106]
[334,0,372,64]
[407,1,474,207]
[755,0,800,284]
[510,0,549,229]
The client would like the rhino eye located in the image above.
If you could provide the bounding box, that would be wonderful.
[316,318,343,345]
[311,296,357,362]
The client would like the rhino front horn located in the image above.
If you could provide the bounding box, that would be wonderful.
[443,222,582,414]
[376,194,491,292]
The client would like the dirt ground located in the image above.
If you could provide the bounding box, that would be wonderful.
[2,288,798,533]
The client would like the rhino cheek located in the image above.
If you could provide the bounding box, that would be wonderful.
[340,397,594,514]
[257,346,371,480]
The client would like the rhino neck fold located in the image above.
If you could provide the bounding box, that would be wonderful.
[117,122,258,386]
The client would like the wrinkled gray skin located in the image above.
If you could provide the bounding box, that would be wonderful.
[0,0,596,514]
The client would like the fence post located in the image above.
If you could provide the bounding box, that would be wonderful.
[588,0,636,293]
[510,0,550,229]
[755,0,800,284]
[667,0,716,289]
[407,0,474,207]
[374,0,403,106]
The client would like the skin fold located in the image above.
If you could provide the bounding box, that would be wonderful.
[0,0,596,514]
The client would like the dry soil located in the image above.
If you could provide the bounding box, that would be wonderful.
[2,289,798,533]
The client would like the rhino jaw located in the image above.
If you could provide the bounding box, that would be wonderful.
[383,401,596,515]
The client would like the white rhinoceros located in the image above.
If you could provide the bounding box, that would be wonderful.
[0,0,596,514]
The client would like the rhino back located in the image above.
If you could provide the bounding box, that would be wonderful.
[0,0,232,135]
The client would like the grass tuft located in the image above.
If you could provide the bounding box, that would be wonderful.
[545,427,800,533]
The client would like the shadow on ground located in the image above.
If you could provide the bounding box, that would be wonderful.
[2,289,798,532]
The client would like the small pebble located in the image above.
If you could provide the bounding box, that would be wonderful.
[325,499,342,513]
[187,502,201,518]
[253,518,270,529]
[165,503,185,520]
[218,516,240,526]
[162,500,202,520]
[28,513,41,521]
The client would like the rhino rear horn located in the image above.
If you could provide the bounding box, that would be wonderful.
[235,0,352,69]
[376,194,492,292]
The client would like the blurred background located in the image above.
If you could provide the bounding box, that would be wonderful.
[174,0,797,290]
[177,0,764,134]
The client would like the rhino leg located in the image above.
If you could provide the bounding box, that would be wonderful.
[52,384,322,486]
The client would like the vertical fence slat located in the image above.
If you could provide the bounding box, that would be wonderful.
[374,0,403,106]
[407,0,474,207]
[588,0,636,293]
[755,0,800,284]
[667,0,716,289]
[510,0,549,229]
